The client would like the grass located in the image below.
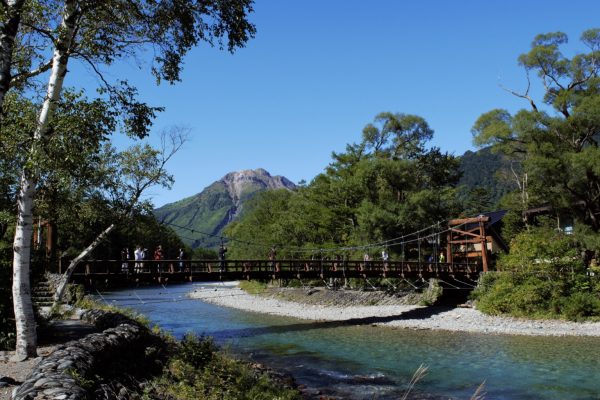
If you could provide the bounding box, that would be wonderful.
[401,363,428,400]
[45,302,75,320]
[76,296,152,328]
[239,280,268,295]
[401,364,487,400]
[143,333,300,400]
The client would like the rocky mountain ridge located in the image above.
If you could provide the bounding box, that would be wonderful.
[154,168,296,249]
[222,168,294,216]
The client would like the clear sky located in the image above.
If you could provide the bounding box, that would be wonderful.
[70,0,600,207]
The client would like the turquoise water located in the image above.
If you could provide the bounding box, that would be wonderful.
[99,283,600,399]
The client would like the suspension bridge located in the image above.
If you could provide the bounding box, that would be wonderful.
[70,258,481,286]
[69,214,505,290]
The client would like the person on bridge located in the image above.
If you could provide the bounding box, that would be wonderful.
[363,253,371,271]
[134,245,143,273]
[381,249,389,270]
[178,248,185,272]
[219,244,227,272]
[154,245,164,273]
[121,247,129,273]
[439,251,446,263]
[268,246,277,272]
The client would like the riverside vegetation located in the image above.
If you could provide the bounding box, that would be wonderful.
[61,298,301,400]
[141,333,300,400]
[473,227,600,321]
[238,279,439,307]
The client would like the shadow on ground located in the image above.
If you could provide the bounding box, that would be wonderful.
[211,305,455,339]
[38,318,98,345]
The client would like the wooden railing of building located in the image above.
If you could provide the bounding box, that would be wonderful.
[447,215,490,272]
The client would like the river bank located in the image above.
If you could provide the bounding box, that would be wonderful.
[2,307,301,400]
[188,281,600,337]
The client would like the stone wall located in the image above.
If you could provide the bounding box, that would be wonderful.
[12,310,152,400]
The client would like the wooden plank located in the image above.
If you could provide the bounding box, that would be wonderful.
[449,239,484,244]
[449,228,482,239]
[448,216,490,226]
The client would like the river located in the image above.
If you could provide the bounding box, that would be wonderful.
[97,283,600,399]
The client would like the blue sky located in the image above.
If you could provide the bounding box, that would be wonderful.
[70,0,600,207]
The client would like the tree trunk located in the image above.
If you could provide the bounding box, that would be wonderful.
[0,0,25,114]
[11,0,77,360]
[53,224,115,306]
[11,172,37,360]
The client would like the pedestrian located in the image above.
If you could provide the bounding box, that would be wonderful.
[178,248,185,272]
[154,245,164,273]
[363,253,371,270]
[134,245,143,273]
[218,244,227,272]
[439,251,446,263]
[381,249,389,270]
[333,254,342,271]
[268,246,277,272]
[121,247,129,273]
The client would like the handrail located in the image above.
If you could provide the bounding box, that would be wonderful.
[72,258,482,276]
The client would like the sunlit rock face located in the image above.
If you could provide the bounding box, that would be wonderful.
[154,169,296,249]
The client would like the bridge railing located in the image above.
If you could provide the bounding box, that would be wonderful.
[72,259,482,277]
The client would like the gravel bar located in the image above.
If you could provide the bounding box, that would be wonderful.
[188,282,600,337]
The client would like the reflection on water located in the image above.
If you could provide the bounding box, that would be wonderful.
[98,283,600,399]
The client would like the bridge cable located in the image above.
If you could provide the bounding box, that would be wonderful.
[160,218,474,263]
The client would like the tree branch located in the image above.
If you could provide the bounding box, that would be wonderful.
[499,73,539,112]
[20,22,56,44]
[9,59,52,87]
[535,55,566,91]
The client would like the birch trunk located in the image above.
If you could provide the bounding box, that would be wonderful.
[11,172,37,360]
[0,0,25,112]
[12,0,77,360]
[53,224,115,305]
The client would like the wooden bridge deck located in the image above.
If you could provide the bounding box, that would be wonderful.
[70,259,482,288]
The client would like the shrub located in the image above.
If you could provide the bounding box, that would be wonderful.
[473,273,519,315]
[147,333,300,400]
[473,227,600,320]
[498,227,583,276]
[560,292,600,321]
[420,279,443,306]
[176,333,217,370]
[66,284,86,304]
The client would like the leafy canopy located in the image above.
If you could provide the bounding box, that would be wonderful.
[226,112,460,259]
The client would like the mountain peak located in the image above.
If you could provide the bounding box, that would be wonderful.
[155,168,296,249]
[220,168,295,206]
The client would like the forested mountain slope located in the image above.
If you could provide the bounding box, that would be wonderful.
[458,146,515,207]
[154,169,296,249]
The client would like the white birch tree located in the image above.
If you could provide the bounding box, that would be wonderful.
[6,0,255,360]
